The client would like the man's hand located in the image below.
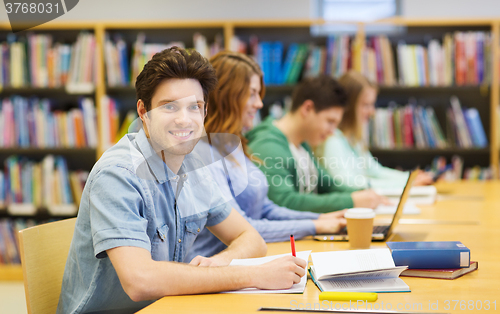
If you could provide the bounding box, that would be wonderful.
[351,189,391,209]
[313,217,346,234]
[414,171,434,186]
[252,256,307,290]
[189,255,229,267]
[318,209,347,220]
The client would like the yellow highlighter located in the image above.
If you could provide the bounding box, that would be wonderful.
[319,291,378,302]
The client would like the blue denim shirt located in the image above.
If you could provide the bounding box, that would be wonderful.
[57,129,231,314]
[185,141,319,263]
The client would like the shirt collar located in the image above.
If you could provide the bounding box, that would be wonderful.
[135,128,172,183]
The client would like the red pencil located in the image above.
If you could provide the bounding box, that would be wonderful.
[290,235,296,257]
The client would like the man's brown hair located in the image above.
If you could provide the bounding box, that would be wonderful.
[135,46,218,112]
[291,75,348,112]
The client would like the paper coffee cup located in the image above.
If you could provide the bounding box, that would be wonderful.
[345,208,375,249]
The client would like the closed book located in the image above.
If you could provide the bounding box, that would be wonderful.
[401,261,478,280]
[464,108,488,147]
[387,241,470,269]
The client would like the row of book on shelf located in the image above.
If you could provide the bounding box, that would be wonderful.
[0,96,97,148]
[100,96,138,150]
[369,96,487,149]
[0,32,96,93]
[430,155,494,181]
[2,30,493,90]
[230,31,492,87]
[0,155,88,216]
[105,32,223,87]
[0,94,138,150]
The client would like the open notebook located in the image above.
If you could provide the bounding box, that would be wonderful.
[310,248,409,293]
[224,251,311,294]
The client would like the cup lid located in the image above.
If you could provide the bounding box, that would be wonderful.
[344,208,376,219]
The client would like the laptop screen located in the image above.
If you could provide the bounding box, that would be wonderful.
[385,170,419,237]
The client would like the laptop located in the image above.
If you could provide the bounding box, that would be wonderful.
[313,169,419,242]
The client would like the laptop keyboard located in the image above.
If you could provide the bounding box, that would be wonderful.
[339,225,389,235]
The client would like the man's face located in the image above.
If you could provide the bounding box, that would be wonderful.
[304,106,344,147]
[144,78,205,156]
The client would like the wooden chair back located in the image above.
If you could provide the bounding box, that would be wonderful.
[18,218,77,314]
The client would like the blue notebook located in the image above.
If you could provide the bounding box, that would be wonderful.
[386,241,470,269]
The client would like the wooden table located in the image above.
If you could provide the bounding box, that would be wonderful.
[137,181,500,314]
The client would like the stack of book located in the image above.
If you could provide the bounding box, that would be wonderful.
[2,155,87,216]
[0,32,95,91]
[396,31,491,86]
[0,96,98,148]
[387,241,478,280]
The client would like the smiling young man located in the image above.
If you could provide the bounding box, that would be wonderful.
[246,75,388,213]
[56,47,306,314]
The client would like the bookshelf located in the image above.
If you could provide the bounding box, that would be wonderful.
[0,18,500,280]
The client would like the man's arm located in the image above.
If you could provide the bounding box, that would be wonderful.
[189,208,267,266]
[107,246,306,302]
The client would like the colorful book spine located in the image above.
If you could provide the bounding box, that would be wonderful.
[0,96,97,149]
[370,103,448,149]
[2,155,86,212]
[0,32,92,89]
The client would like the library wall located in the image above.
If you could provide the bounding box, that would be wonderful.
[1,0,499,22]
[401,0,500,18]
[0,0,313,21]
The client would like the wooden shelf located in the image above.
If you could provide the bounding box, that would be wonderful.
[106,86,135,94]
[378,85,490,92]
[0,209,77,220]
[0,87,95,96]
[0,265,23,281]
[370,147,490,154]
[0,147,97,154]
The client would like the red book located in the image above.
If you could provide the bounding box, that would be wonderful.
[454,32,466,86]
[401,261,478,280]
[403,106,414,147]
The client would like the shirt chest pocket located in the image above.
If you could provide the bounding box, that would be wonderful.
[182,216,208,259]
[151,224,170,261]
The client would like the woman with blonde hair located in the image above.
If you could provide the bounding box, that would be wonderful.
[186,51,346,262]
[318,70,433,189]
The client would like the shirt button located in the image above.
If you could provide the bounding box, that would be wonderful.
[183,174,187,178]
[178,239,182,243]
[197,228,200,232]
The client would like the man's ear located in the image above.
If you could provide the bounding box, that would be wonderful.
[299,99,315,117]
[137,99,148,122]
